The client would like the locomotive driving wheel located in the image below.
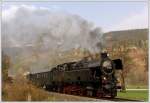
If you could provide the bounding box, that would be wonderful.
[86,86,94,97]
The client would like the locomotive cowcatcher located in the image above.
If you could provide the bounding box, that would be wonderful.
[27,52,123,98]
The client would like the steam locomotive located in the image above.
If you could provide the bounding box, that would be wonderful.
[27,52,123,98]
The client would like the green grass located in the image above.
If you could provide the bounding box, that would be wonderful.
[117,90,149,101]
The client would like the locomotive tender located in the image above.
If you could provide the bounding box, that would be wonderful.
[27,52,123,98]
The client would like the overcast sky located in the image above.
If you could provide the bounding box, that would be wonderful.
[2,1,148,32]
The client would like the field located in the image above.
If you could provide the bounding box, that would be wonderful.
[117,90,149,101]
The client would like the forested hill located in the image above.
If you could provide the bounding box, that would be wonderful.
[103,28,148,42]
[102,29,148,85]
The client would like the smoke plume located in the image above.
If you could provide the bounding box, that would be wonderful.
[2,5,104,75]
[2,5,103,53]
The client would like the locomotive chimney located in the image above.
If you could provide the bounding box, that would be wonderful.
[101,52,108,59]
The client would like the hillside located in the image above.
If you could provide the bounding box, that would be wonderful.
[103,29,148,42]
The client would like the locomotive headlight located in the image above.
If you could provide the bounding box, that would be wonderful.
[102,60,112,69]
[103,76,107,80]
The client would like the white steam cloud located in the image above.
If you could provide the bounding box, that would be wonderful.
[2,5,103,53]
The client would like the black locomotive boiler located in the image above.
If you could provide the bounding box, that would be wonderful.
[27,52,123,98]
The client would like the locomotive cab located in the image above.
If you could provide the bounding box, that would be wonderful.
[113,59,124,90]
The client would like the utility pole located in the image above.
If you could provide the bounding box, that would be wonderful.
[27,68,32,101]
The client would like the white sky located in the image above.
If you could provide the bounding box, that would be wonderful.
[2,1,148,32]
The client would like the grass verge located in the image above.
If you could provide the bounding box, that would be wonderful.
[117,90,149,101]
[2,76,52,101]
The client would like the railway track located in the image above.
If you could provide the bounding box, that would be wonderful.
[47,91,143,101]
[47,92,109,101]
